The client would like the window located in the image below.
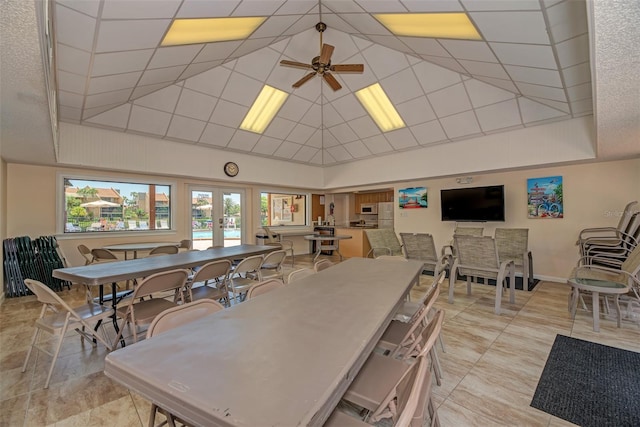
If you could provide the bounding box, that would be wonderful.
[260,192,307,227]
[63,177,172,233]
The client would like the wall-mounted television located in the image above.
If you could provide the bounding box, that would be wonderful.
[440,185,505,222]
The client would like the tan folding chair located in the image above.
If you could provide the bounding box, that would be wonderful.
[263,226,295,267]
[91,247,119,263]
[186,259,231,306]
[148,245,179,256]
[246,278,285,300]
[326,356,433,427]
[112,269,189,347]
[287,268,316,284]
[179,239,192,250]
[228,255,264,303]
[77,244,94,265]
[343,310,444,424]
[251,249,287,281]
[314,259,334,272]
[145,299,224,427]
[21,279,114,388]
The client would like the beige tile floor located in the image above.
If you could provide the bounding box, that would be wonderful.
[1,254,639,426]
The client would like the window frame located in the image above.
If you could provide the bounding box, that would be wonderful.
[259,189,310,228]
[57,172,177,237]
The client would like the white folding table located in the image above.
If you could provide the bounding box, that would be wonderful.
[104,257,423,427]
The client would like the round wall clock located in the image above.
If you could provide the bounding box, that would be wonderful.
[224,162,239,177]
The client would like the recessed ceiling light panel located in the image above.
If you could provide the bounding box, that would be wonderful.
[355,83,405,132]
[374,13,482,40]
[161,17,267,46]
[240,85,288,134]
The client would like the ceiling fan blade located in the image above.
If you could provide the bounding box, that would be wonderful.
[322,72,342,91]
[280,60,313,69]
[330,64,364,73]
[319,44,335,65]
[292,72,317,88]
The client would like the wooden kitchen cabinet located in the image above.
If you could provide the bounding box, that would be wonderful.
[335,228,372,258]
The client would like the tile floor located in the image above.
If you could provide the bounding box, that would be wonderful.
[1,254,639,426]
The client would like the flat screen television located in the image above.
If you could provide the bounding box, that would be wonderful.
[440,185,505,222]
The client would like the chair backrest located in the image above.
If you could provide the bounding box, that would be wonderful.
[621,244,640,279]
[138,221,149,230]
[24,279,77,317]
[232,255,264,277]
[77,244,93,265]
[90,248,118,262]
[246,279,285,299]
[400,233,438,263]
[191,259,232,285]
[287,268,316,283]
[133,269,190,301]
[453,235,500,278]
[146,299,224,338]
[179,239,192,250]
[414,309,445,360]
[454,226,484,237]
[495,228,529,264]
[128,220,137,229]
[314,259,334,272]
[261,250,287,270]
[617,201,639,231]
[365,229,403,257]
[395,356,429,427]
[262,226,280,244]
[149,245,179,255]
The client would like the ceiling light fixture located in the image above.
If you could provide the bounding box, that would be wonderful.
[355,83,405,132]
[374,13,482,40]
[240,85,288,134]
[161,17,267,46]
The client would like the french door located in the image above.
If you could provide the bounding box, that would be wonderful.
[190,188,244,250]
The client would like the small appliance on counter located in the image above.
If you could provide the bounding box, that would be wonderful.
[360,203,378,214]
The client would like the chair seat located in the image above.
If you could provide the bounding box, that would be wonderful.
[229,277,257,293]
[378,320,414,352]
[117,299,177,325]
[191,284,227,301]
[343,352,408,412]
[37,303,114,335]
[324,410,368,426]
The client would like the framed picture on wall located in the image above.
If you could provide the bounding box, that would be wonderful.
[399,187,428,209]
[527,176,563,218]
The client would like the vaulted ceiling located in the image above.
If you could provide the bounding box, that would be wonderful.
[1,0,638,173]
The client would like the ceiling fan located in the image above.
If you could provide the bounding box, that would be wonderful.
[279,22,364,91]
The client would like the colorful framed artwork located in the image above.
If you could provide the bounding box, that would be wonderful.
[527,176,563,218]
[399,187,428,209]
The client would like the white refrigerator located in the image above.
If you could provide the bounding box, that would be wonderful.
[377,202,394,228]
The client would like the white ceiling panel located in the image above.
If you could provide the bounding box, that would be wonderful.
[439,40,497,63]
[166,115,207,142]
[475,99,522,132]
[395,96,437,126]
[176,0,240,18]
[199,123,236,147]
[410,120,448,146]
[428,83,472,118]
[46,0,596,167]
[55,5,96,51]
[209,99,249,128]
[128,105,172,136]
[175,89,217,122]
[56,44,91,76]
[440,110,481,139]
[134,85,181,113]
[471,11,549,44]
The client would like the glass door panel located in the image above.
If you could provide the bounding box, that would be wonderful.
[190,188,244,250]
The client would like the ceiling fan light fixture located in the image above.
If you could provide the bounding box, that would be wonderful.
[355,83,405,132]
[374,13,482,40]
[161,17,266,46]
[240,85,288,134]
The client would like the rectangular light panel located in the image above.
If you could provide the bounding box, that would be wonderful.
[162,17,266,46]
[374,13,482,40]
[240,85,288,134]
[355,83,405,132]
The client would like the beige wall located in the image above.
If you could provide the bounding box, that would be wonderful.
[3,158,639,286]
[390,158,640,281]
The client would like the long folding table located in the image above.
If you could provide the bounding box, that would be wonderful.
[104,257,423,427]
